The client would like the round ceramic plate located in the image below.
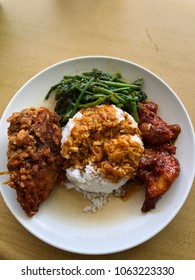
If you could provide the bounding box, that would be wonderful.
[0,56,194,255]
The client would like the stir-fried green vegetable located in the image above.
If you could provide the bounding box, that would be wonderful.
[45,69,147,124]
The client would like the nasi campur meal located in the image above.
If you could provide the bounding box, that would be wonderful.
[1,69,181,216]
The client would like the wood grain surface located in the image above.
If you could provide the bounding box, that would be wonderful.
[0,0,195,260]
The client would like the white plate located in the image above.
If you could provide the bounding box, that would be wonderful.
[0,56,195,255]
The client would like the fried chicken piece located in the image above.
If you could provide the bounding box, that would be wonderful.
[138,101,181,147]
[137,149,180,212]
[7,107,63,216]
[136,101,181,211]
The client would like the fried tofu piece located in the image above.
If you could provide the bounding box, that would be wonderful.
[7,107,63,216]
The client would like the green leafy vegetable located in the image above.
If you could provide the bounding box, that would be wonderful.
[45,69,147,124]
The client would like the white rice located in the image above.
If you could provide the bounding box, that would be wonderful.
[115,106,126,122]
[65,163,128,212]
[61,105,143,212]
[61,105,139,146]
[61,111,83,145]
[66,163,128,193]
[66,181,110,213]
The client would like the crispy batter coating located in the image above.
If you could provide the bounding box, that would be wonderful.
[7,107,63,216]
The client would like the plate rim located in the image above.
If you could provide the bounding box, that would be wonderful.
[0,56,195,255]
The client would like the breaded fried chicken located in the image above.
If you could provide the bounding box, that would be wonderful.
[7,107,63,216]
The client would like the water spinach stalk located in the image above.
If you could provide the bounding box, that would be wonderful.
[45,69,147,124]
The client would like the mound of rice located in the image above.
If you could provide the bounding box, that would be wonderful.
[61,105,144,212]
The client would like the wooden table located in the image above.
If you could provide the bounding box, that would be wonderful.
[0,0,195,260]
